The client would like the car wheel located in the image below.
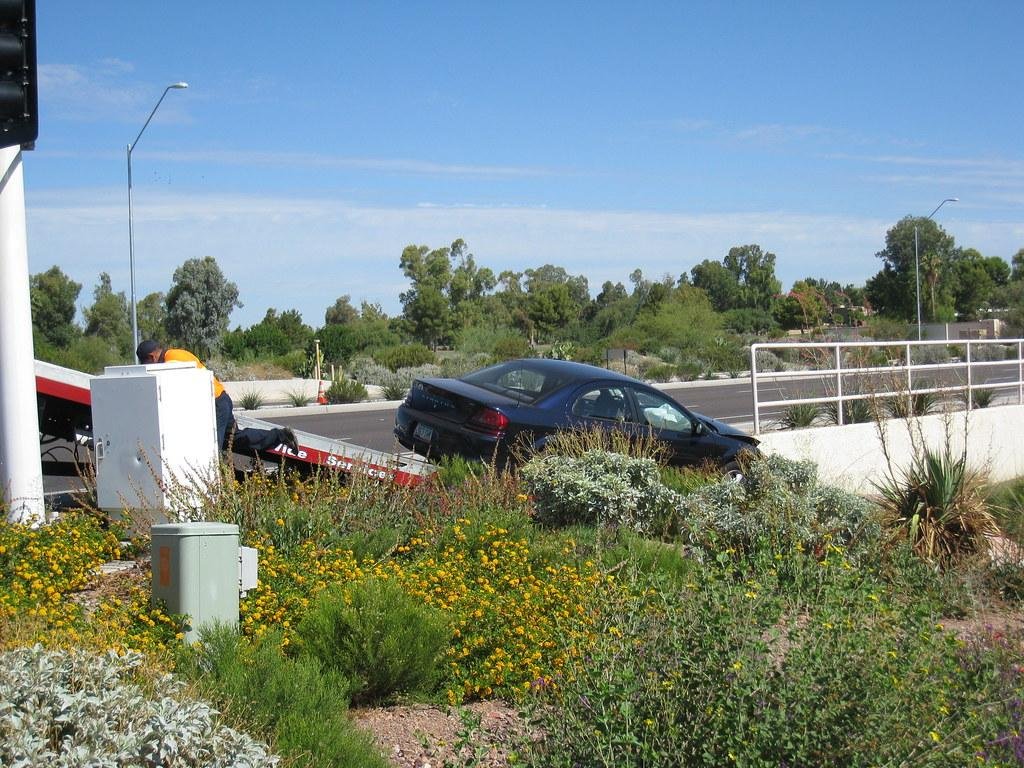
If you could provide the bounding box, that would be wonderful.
[722,461,745,483]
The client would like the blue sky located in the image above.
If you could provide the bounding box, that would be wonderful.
[27,1,1024,328]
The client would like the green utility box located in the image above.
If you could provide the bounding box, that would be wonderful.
[151,522,239,643]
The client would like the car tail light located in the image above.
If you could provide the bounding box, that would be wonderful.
[468,407,509,435]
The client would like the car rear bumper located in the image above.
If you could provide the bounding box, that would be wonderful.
[394,408,501,463]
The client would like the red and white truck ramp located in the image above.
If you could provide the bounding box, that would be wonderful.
[34,359,435,486]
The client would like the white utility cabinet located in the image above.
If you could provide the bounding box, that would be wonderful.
[92,362,219,522]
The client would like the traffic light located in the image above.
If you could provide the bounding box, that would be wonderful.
[0,0,35,150]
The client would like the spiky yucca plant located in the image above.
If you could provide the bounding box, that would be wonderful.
[884,391,939,419]
[875,445,1000,566]
[823,397,873,425]
[777,402,822,430]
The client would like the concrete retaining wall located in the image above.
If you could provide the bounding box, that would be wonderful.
[757,404,1024,492]
[222,378,385,406]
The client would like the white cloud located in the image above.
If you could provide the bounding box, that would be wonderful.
[38,62,191,125]
[25,188,1022,328]
[142,149,563,178]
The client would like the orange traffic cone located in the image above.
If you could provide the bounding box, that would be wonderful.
[316,380,328,405]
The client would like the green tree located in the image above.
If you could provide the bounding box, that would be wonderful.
[316,318,399,363]
[865,217,955,321]
[399,243,455,347]
[615,284,724,355]
[448,238,496,329]
[775,280,826,331]
[524,264,589,308]
[527,283,577,343]
[723,244,782,311]
[30,265,80,346]
[324,295,359,326]
[83,273,131,356]
[136,291,167,342]
[165,256,241,356]
[1011,248,1024,281]
[949,249,1004,321]
[691,259,741,312]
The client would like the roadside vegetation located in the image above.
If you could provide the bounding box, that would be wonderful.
[3,429,1023,766]
[36,224,1024,388]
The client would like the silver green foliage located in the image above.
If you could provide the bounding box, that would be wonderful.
[678,454,880,556]
[520,450,683,533]
[754,348,785,373]
[0,645,278,767]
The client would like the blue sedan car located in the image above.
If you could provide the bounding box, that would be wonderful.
[394,358,758,474]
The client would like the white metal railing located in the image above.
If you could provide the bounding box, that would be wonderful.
[749,338,1024,434]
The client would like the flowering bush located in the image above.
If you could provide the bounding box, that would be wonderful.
[520,450,683,533]
[0,510,183,654]
[240,517,608,703]
[0,511,121,626]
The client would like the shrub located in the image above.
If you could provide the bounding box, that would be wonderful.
[325,377,367,404]
[521,556,1024,768]
[544,341,578,361]
[641,362,676,382]
[439,352,490,378]
[823,397,873,425]
[520,450,683,533]
[381,381,408,400]
[0,645,278,766]
[237,388,266,410]
[435,454,487,487]
[373,343,436,372]
[777,401,822,429]
[285,387,310,407]
[294,577,448,705]
[677,454,881,558]
[492,335,531,361]
[272,349,308,376]
[969,343,1008,362]
[371,364,444,400]
[963,387,997,409]
[875,445,1000,566]
[884,391,939,418]
[754,348,785,373]
[177,625,389,768]
[658,464,720,496]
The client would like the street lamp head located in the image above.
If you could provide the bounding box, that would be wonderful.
[169,82,189,90]
[945,197,959,203]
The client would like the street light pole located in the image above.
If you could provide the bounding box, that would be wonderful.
[913,197,958,340]
[127,82,188,356]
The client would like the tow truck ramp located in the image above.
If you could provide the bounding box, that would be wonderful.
[35,359,435,486]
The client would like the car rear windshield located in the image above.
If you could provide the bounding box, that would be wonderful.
[461,362,571,404]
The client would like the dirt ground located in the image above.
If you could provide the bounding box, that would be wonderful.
[351,699,528,768]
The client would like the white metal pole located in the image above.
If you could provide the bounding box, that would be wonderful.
[127,142,138,355]
[914,225,922,341]
[0,145,44,523]
[750,344,760,435]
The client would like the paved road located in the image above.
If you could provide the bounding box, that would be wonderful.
[263,361,1024,453]
[264,379,760,454]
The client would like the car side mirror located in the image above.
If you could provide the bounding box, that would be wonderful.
[692,420,704,437]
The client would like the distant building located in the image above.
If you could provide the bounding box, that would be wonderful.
[920,319,1006,340]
